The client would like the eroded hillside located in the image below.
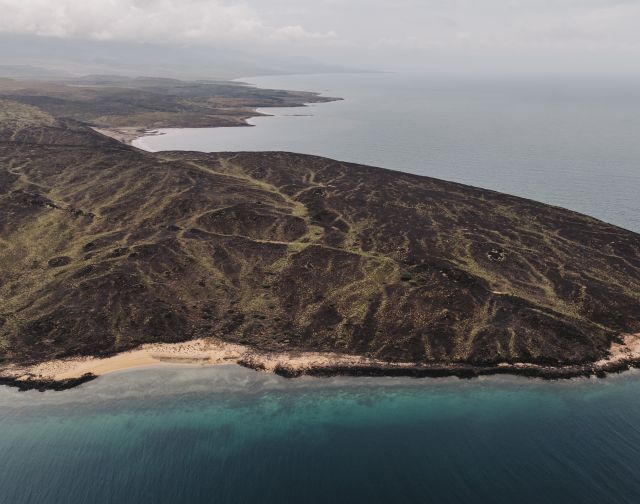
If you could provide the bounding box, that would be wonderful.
[1,99,639,370]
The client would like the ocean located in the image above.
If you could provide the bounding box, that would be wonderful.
[3,73,640,503]
[2,366,640,504]
[136,72,640,233]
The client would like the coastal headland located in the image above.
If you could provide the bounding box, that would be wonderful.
[1,79,639,390]
[0,75,339,144]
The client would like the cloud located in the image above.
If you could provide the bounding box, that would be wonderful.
[0,0,337,46]
[313,0,640,59]
[2,0,639,73]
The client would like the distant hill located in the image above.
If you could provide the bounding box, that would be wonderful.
[0,65,72,79]
[0,34,361,80]
[0,76,339,130]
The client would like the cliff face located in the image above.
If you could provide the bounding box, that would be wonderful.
[1,100,639,368]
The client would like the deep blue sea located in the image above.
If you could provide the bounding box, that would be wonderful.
[3,73,640,503]
[2,366,640,504]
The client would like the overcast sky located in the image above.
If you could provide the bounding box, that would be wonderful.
[2,0,640,73]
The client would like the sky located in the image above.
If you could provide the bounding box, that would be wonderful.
[1,0,640,74]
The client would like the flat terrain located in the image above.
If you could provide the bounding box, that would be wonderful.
[0,76,338,131]
[1,96,640,386]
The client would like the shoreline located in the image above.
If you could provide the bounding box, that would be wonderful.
[2,333,640,391]
[94,87,342,147]
[94,108,278,147]
[93,127,166,145]
[93,88,341,147]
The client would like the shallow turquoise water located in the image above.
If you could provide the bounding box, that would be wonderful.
[2,366,640,503]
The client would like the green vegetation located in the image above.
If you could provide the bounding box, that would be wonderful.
[0,76,338,130]
[0,95,639,369]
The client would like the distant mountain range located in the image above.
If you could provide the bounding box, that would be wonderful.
[0,34,363,80]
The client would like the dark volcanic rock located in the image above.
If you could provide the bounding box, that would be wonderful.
[1,99,639,371]
[48,256,72,268]
[0,373,97,392]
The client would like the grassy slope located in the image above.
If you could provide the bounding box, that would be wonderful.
[1,99,639,368]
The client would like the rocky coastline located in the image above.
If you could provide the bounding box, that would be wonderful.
[3,332,640,391]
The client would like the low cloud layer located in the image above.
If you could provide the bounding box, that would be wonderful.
[1,0,639,73]
[0,0,336,46]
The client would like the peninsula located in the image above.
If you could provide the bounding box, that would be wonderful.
[0,75,339,144]
[1,81,639,390]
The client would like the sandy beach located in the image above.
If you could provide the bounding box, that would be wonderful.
[1,338,374,383]
[2,333,640,389]
[92,127,164,145]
